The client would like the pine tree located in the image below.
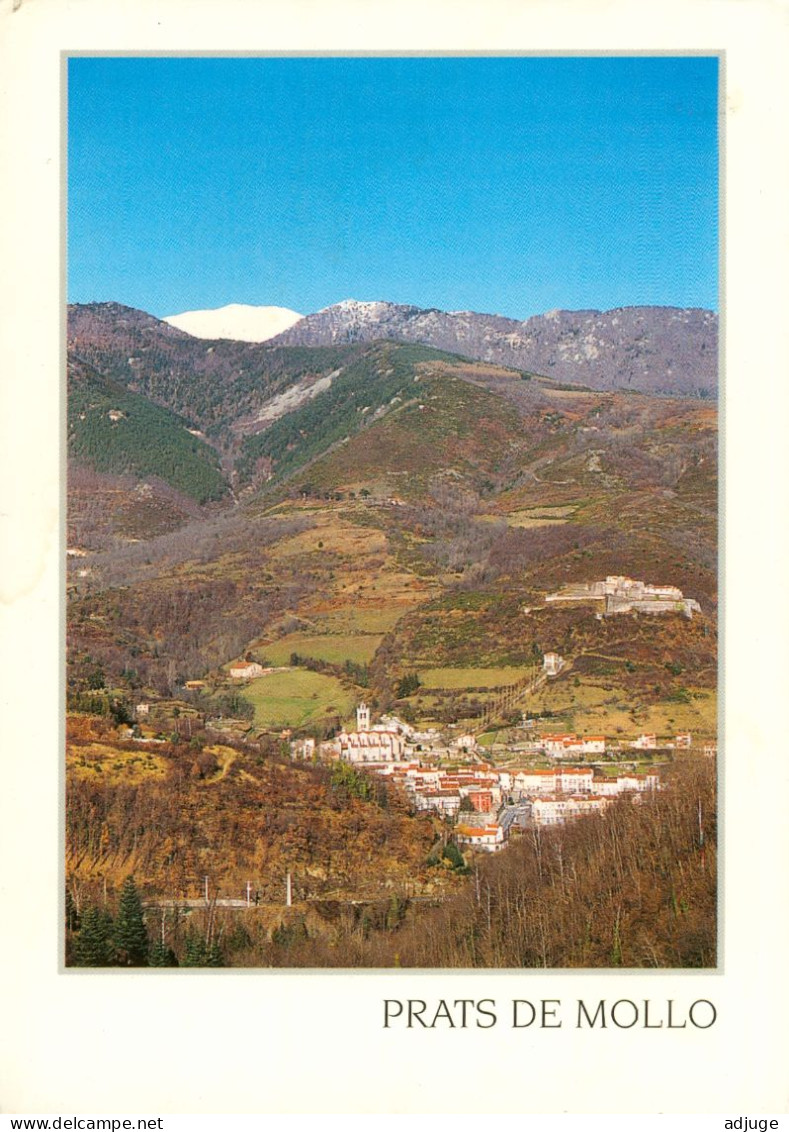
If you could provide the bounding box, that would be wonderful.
[181,926,208,966]
[74,905,114,967]
[205,940,224,967]
[442,841,465,869]
[149,938,179,967]
[114,876,149,966]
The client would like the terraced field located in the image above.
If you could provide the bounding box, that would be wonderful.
[525,674,717,737]
[259,633,383,667]
[240,668,356,729]
[418,666,531,690]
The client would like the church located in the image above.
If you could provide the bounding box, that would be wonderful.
[337,702,408,764]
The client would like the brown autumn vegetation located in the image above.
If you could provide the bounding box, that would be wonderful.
[67,739,714,968]
[66,714,455,910]
[230,755,717,969]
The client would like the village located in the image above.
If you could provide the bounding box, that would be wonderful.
[126,572,713,862]
[287,694,714,855]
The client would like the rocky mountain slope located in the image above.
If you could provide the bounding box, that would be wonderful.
[270,299,718,397]
[67,299,719,519]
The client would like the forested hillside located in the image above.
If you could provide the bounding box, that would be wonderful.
[68,357,229,504]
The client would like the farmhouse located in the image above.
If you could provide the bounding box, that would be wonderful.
[229,661,267,680]
[540,733,578,757]
[291,737,316,760]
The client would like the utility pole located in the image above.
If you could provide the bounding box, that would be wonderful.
[286,871,292,907]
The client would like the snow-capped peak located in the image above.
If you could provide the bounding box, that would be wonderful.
[318,298,392,315]
[163,304,304,343]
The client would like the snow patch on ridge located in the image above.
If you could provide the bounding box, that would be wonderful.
[318,299,392,316]
[164,304,304,343]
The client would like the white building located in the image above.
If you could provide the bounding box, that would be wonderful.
[456,824,506,852]
[531,795,608,826]
[592,773,659,796]
[556,767,594,793]
[631,733,658,750]
[541,733,578,757]
[545,576,700,618]
[338,729,407,763]
[414,790,461,817]
[451,733,478,752]
[229,661,266,680]
[512,769,559,796]
[378,713,414,738]
[290,737,316,760]
[581,736,606,755]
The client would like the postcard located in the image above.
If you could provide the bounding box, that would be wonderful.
[0,0,787,1117]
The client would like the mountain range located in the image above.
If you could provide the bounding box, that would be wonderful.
[265,298,717,397]
[160,298,717,397]
[67,298,718,567]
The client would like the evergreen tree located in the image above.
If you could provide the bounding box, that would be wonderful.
[442,841,465,870]
[205,940,224,967]
[395,672,421,698]
[181,926,208,966]
[114,876,149,966]
[74,905,114,967]
[149,938,179,967]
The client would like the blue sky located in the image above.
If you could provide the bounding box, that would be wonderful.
[68,56,719,320]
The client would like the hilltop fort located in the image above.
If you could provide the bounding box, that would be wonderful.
[545,575,701,618]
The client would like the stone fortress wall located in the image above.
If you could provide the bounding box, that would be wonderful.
[546,575,701,618]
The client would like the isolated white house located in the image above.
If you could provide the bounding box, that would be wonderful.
[229,661,266,680]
